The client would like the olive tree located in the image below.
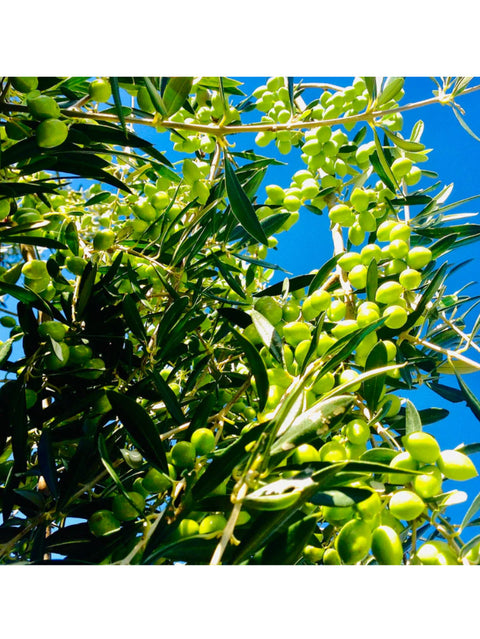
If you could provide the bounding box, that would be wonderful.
[0,75,480,565]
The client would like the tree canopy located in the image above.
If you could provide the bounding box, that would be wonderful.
[1,75,480,565]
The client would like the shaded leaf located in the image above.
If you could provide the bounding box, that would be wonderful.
[106,390,168,473]
[163,77,193,117]
[224,155,269,246]
[405,399,422,435]
[231,327,269,412]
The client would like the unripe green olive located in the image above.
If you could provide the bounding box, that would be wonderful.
[412,465,443,499]
[350,187,370,213]
[348,264,368,289]
[199,514,227,536]
[402,432,441,464]
[38,320,67,341]
[254,296,283,325]
[143,468,173,493]
[357,304,380,327]
[331,320,358,339]
[337,251,362,272]
[390,223,411,242]
[361,244,383,264]
[407,246,432,269]
[383,305,408,329]
[377,219,398,242]
[93,229,115,250]
[88,510,122,537]
[323,548,342,565]
[399,268,422,290]
[405,166,422,186]
[356,491,382,520]
[22,259,48,280]
[336,519,372,564]
[326,299,346,322]
[268,367,293,389]
[294,339,312,367]
[319,440,348,462]
[416,540,459,565]
[311,371,335,394]
[348,223,365,246]
[265,184,285,204]
[191,428,216,455]
[291,443,320,464]
[27,94,61,120]
[282,299,300,322]
[371,525,403,565]
[345,417,370,445]
[387,451,418,485]
[329,204,355,227]
[283,321,311,348]
[44,342,70,370]
[380,393,402,417]
[88,78,111,102]
[316,332,336,356]
[358,210,377,232]
[388,239,409,259]
[36,119,68,148]
[436,449,478,481]
[171,441,196,469]
[389,490,425,521]
[391,157,413,180]
[375,281,404,305]
[322,505,355,525]
[112,492,145,522]
[339,369,361,391]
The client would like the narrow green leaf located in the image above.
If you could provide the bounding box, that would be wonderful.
[109,77,127,135]
[366,259,378,302]
[224,155,269,246]
[405,399,422,435]
[454,372,480,422]
[372,128,398,192]
[1,235,67,250]
[97,433,130,497]
[460,490,480,533]
[150,369,186,426]
[310,487,374,507]
[381,127,425,152]
[231,326,269,411]
[143,77,167,118]
[163,77,193,117]
[122,295,148,343]
[260,513,318,565]
[249,308,284,365]
[106,390,168,473]
[363,77,378,101]
[452,107,480,143]
[76,261,97,320]
[63,220,80,255]
[363,341,387,410]
[255,274,314,298]
[376,77,404,107]
[307,255,339,296]
[460,533,480,559]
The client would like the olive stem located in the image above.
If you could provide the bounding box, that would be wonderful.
[404,333,480,371]
[210,482,248,565]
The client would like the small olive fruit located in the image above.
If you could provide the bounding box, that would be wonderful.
[44,342,70,370]
[38,321,67,342]
[112,492,145,521]
[375,281,404,305]
[336,519,372,564]
[88,78,112,102]
[387,451,418,485]
[416,540,459,565]
[412,465,443,499]
[282,321,311,348]
[323,548,342,565]
[254,296,283,325]
[371,525,403,565]
[190,428,216,455]
[345,418,370,445]
[199,514,227,536]
[407,246,432,270]
[88,510,122,537]
[436,449,478,481]
[389,490,425,521]
[291,443,320,464]
[402,432,441,464]
[22,259,48,281]
[399,268,422,290]
[142,468,172,493]
[171,441,196,469]
[36,119,68,148]
[27,94,61,120]
[93,229,115,250]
